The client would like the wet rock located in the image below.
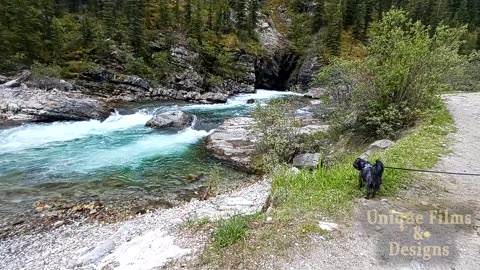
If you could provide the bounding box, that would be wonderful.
[292,153,321,169]
[205,117,256,170]
[246,99,256,104]
[0,86,111,123]
[304,88,328,99]
[146,111,193,129]
[186,173,206,183]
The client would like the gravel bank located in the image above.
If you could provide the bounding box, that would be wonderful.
[0,178,271,270]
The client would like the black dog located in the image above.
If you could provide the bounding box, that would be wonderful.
[353,158,384,199]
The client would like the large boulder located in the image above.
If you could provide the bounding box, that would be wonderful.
[145,111,193,129]
[360,139,395,160]
[292,153,321,169]
[0,85,111,123]
[205,117,256,170]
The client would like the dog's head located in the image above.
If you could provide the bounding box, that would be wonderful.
[353,158,368,171]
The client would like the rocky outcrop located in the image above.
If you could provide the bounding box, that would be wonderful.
[287,55,323,91]
[150,46,256,103]
[145,111,193,129]
[292,153,321,169]
[77,69,151,101]
[0,85,111,123]
[205,117,256,170]
[304,87,328,99]
[3,70,31,88]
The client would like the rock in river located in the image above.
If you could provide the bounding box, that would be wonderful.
[145,111,193,129]
[205,117,256,170]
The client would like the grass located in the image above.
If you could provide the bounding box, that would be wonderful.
[211,215,250,248]
[272,100,455,218]
[197,100,454,268]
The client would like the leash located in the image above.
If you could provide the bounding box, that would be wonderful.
[384,166,480,177]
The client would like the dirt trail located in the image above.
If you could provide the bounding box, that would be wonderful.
[259,93,480,270]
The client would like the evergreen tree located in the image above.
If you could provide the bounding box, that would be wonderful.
[236,0,248,35]
[159,0,170,29]
[312,0,325,33]
[326,1,344,56]
[125,0,146,56]
[249,0,260,37]
[353,0,367,41]
[454,0,470,25]
[185,0,192,26]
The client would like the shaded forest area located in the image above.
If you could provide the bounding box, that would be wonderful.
[1,0,479,85]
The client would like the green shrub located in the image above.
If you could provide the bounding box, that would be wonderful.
[65,61,99,74]
[251,99,303,173]
[272,101,454,216]
[31,62,63,79]
[317,9,466,139]
[212,216,249,248]
[125,54,152,78]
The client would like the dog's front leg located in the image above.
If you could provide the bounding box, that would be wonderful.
[358,175,363,189]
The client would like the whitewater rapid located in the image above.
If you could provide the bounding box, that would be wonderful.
[0,90,301,155]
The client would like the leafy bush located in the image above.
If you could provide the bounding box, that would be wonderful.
[451,51,480,92]
[251,99,303,173]
[31,62,63,79]
[212,216,249,248]
[317,9,466,139]
[125,54,152,78]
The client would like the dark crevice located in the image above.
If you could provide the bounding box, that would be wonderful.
[255,49,300,91]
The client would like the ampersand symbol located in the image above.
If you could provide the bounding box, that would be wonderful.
[413,226,423,240]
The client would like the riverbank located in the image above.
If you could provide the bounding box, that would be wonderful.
[0,176,271,270]
[183,97,475,269]
[0,90,314,239]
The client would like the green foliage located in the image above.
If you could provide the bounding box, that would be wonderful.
[251,99,303,173]
[212,215,249,248]
[31,62,63,79]
[273,101,454,216]
[319,9,466,139]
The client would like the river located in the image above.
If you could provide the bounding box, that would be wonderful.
[0,90,302,223]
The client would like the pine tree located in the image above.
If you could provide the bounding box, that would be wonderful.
[185,0,192,26]
[173,0,181,30]
[236,0,248,35]
[454,0,470,25]
[100,0,116,38]
[248,0,260,37]
[311,0,325,33]
[431,0,451,28]
[159,0,170,29]
[125,0,146,56]
[353,0,367,41]
[326,1,344,56]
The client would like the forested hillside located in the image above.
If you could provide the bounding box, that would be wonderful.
[1,0,479,88]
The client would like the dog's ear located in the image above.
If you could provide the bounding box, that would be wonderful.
[353,158,363,170]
